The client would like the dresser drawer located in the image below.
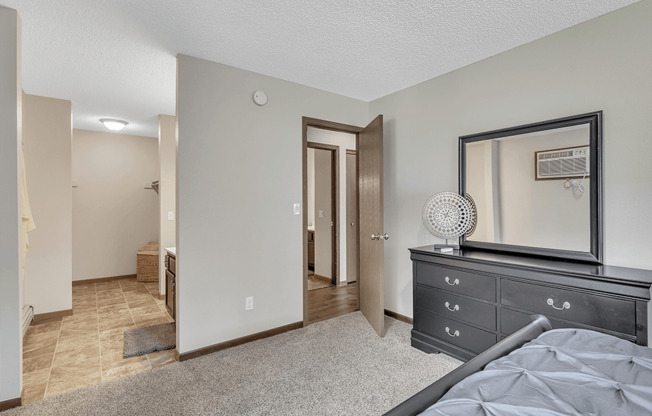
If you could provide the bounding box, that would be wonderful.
[414,308,497,354]
[416,262,496,302]
[500,308,637,343]
[501,308,583,336]
[416,286,497,330]
[501,279,636,335]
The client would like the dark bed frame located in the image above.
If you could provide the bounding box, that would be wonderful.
[384,315,553,416]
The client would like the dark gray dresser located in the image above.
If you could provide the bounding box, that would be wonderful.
[410,246,652,361]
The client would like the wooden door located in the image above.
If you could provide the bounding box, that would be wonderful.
[358,115,384,337]
[346,151,358,283]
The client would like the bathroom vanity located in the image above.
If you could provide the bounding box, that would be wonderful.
[165,247,176,320]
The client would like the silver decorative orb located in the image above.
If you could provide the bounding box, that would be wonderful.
[422,192,475,240]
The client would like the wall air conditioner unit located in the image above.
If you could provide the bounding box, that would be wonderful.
[535,145,590,180]
[22,304,34,336]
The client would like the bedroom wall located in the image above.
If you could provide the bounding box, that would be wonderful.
[22,94,73,315]
[72,129,159,281]
[370,0,652,318]
[159,115,176,296]
[0,5,22,404]
[176,55,368,353]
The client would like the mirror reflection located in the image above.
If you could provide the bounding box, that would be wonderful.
[465,124,591,252]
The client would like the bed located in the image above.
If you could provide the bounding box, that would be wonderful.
[385,315,652,415]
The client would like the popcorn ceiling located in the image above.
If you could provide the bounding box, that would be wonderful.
[0,0,639,137]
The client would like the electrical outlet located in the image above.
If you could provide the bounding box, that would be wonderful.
[293,203,300,216]
[245,296,254,311]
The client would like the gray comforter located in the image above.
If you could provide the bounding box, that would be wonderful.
[420,328,652,416]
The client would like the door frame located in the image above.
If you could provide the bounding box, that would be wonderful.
[306,142,338,285]
[302,117,363,326]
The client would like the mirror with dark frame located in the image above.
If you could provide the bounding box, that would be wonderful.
[459,111,603,263]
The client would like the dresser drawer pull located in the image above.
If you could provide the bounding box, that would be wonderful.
[547,298,570,311]
[444,302,460,312]
[445,327,460,337]
[444,276,460,286]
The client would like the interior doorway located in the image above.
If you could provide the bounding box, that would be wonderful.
[302,116,385,336]
[20,112,177,405]
[307,144,338,289]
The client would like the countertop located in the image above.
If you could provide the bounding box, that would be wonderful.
[165,247,176,256]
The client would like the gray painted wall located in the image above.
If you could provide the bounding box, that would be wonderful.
[23,94,73,315]
[159,115,176,296]
[0,5,21,403]
[370,0,652,318]
[71,129,159,281]
[176,55,368,353]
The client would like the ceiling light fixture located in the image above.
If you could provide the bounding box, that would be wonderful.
[100,118,128,131]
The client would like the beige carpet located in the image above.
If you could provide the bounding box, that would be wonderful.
[2,312,461,416]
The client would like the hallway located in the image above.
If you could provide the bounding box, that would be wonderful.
[306,282,358,325]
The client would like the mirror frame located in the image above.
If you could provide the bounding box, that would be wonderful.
[459,111,603,264]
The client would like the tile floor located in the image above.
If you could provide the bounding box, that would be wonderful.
[22,278,176,404]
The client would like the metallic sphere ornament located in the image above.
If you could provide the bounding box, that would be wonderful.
[422,192,476,240]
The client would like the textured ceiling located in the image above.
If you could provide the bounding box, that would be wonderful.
[0,0,640,137]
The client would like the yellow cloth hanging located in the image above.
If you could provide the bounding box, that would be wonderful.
[21,150,36,267]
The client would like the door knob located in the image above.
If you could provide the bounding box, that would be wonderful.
[381,233,389,240]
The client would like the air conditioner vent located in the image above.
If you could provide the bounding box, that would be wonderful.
[536,146,589,180]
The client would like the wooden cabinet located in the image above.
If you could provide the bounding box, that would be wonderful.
[307,230,315,271]
[410,246,652,362]
[165,252,176,320]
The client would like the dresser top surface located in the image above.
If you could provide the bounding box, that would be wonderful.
[409,246,652,287]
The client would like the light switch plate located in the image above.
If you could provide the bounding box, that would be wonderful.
[168,211,174,221]
[318,210,324,218]
[293,203,300,215]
